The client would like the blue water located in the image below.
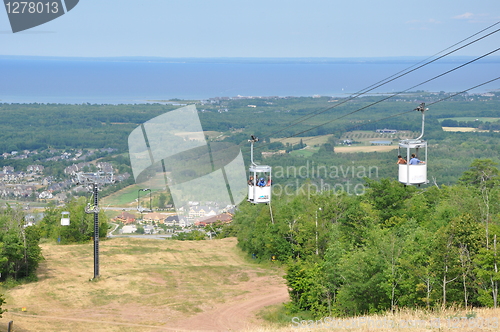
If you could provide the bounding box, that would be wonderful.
[0,57,499,104]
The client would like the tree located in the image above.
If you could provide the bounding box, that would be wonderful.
[475,225,500,308]
[0,294,5,317]
[0,205,43,281]
[158,193,167,209]
[135,225,145,234]
[459,159,500,249]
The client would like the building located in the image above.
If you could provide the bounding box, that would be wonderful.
[143,225,155,234]
[376,129,397,134]
[142,212,168,223]
[121,225,137,234]
[194,213,233,227]
[27,165,45,173]
[189,206,217,218]
[165,215,179,226]
[115,211,136,225]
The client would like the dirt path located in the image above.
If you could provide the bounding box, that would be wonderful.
[173,277,288,331]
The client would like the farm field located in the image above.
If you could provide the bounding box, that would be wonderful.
[342,130,418,142]
[101,184,143,207]
[289,147,319,158]
[442,127,481,132]
[271,134,333,146]
[334,145,397,153]
[0,237,287,332]
[438,117,500,122]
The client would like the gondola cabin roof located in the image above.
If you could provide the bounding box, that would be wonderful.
[249,165,272,173]
[398,139,427,149]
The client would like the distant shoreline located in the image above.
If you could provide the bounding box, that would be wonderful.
[0,90,496,105]
[1,57,498,104]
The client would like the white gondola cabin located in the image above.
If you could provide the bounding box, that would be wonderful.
[398,103,429,186]
[398,139,427,185]
[61,211,70,226]
[248,136,272,204]
[248,165,272,204]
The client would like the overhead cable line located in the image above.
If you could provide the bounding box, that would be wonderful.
[261,23,500,141]
[205,76,500,169]
[335,76,500,137]
[257,47,500,149]
[280,76,500,149]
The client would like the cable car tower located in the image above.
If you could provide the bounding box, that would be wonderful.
[248,135,272,204]
[398,103,429,186]
[75,171,114,279]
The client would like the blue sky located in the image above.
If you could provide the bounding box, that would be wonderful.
[1,0,500,58]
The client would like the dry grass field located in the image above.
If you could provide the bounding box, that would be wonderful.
[0,237,287,332]
[442,127,479,132]
[2,237,499,332]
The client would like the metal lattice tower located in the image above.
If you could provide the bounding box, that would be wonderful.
[75,171,114,279]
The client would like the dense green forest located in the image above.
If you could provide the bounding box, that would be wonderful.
[0,92,499,152]
[1,93,500,188]
[234,159,500,317]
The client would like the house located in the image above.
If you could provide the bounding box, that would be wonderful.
[342,139,352,145]
[189,206,217,218]
[38,191,53,199]
[164,215,179,226]
[142,212,168,223]
[194,213,233,227]
[42,177,53,186]
[96,162,113,173]
[178,217,191,227]
[64,162,91,176]
[143,225,155,234]
[27,165,45,173]
[115,211,136,225]
[3,166,14,174]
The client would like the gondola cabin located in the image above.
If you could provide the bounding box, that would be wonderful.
[397,103,429,186]
[247,135,272,204]
[398,139,428,185]
[248,164,272,204]
[61,211,70,226]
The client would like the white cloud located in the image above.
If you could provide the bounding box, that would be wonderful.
[406,18,441,25]
[454,12,474,20]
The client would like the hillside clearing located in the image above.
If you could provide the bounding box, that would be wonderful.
[0,237,287,332]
